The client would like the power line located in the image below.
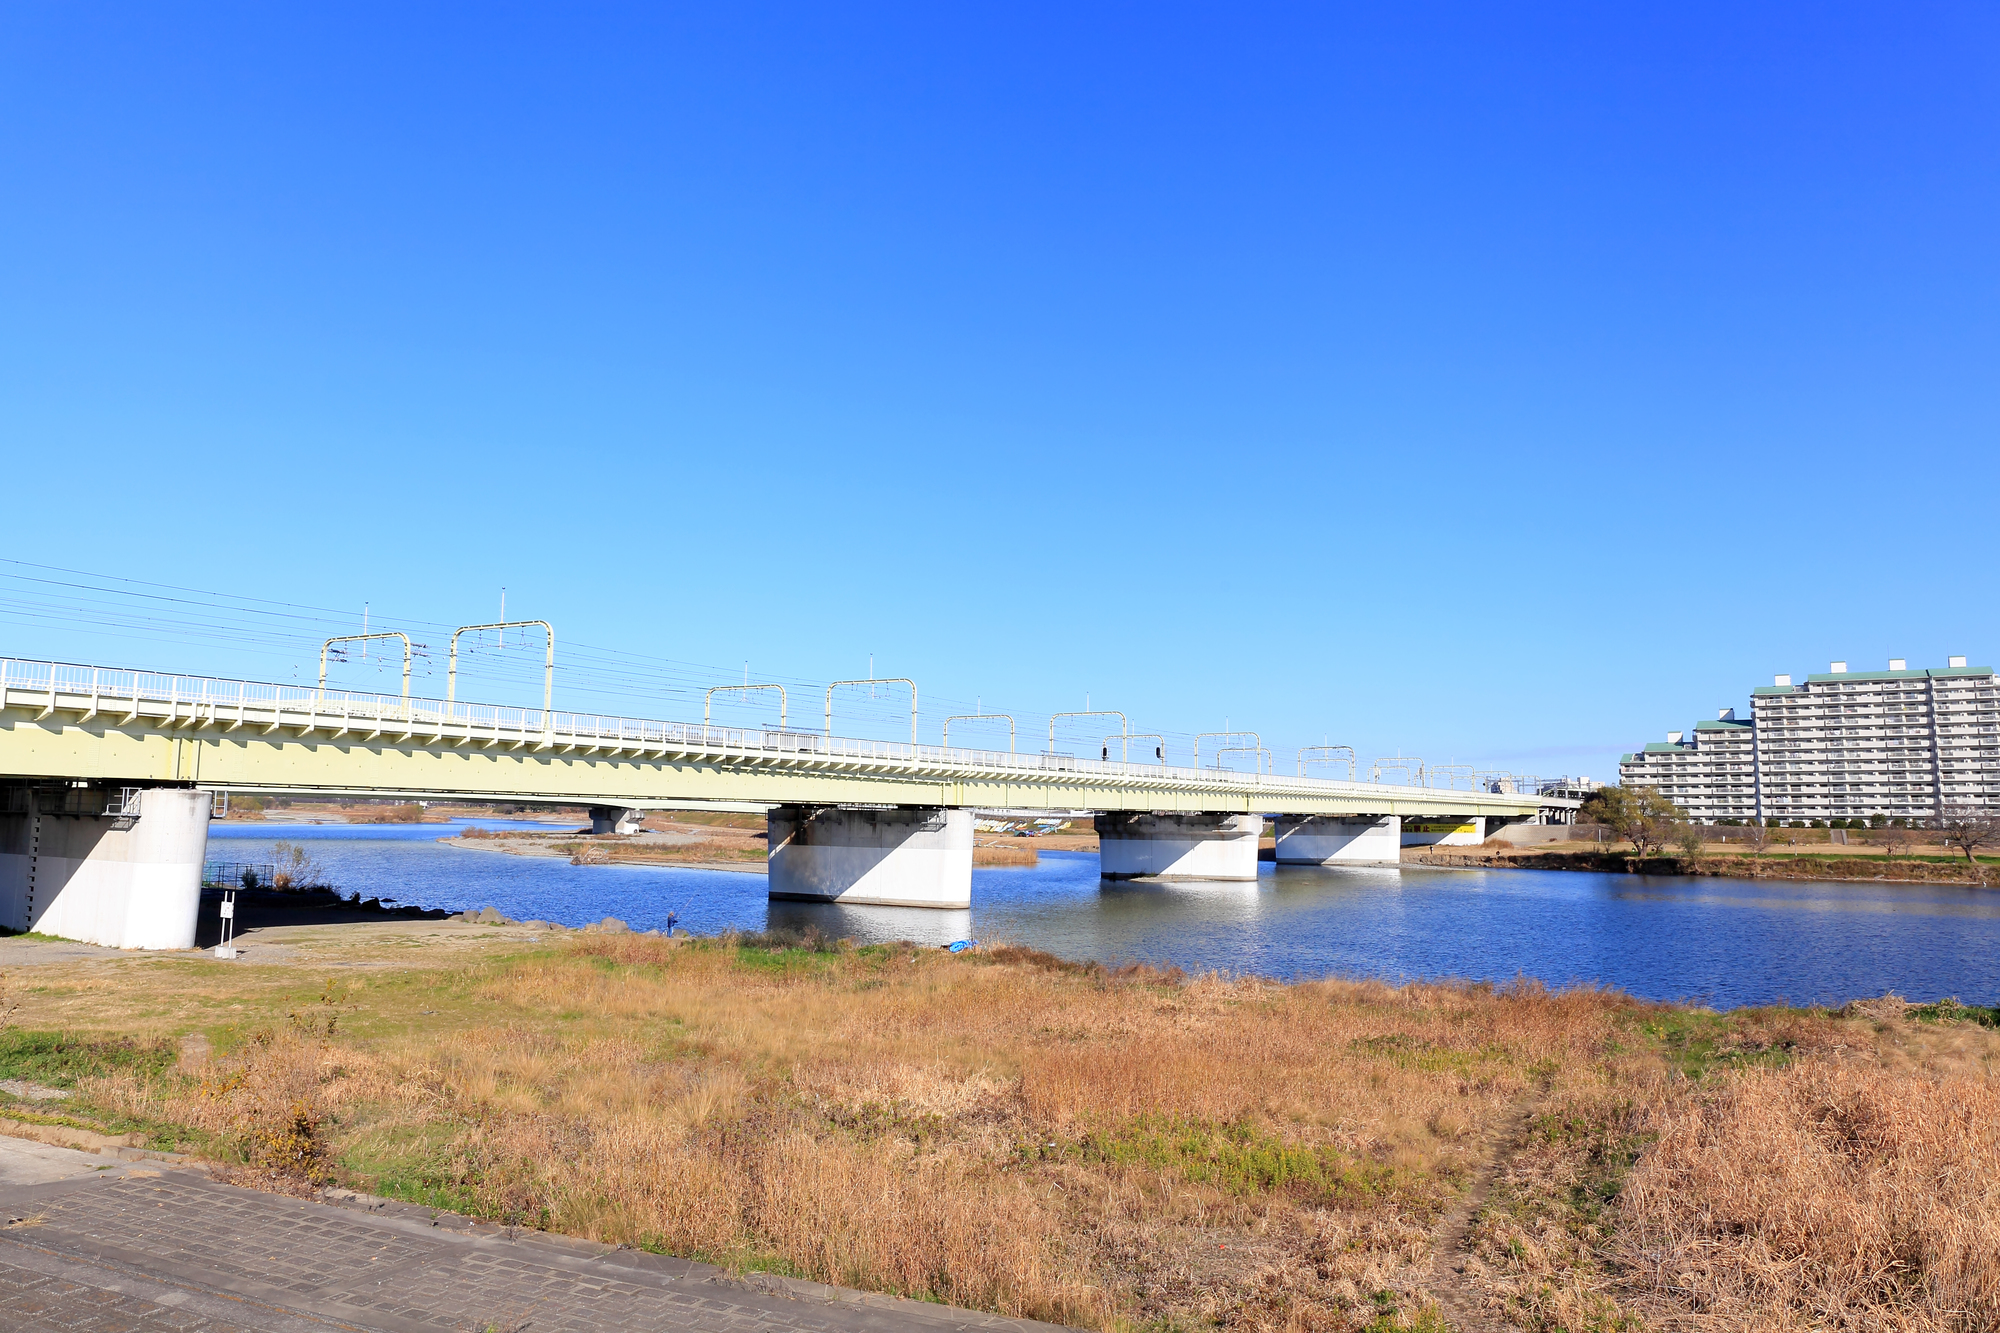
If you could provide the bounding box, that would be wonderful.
[0,559,1249,755]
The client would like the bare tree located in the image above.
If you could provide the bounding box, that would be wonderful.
[1581,786,1689,858]
[1742,818,1772,859]
[1865,820,1916,863]
[1930,806,1999,869]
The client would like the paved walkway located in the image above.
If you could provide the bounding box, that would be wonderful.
[0,1136,1069,1333]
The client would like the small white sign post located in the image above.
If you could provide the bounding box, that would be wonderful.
[214,891,238,959]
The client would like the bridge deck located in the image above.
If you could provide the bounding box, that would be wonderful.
[0,659,1553,818]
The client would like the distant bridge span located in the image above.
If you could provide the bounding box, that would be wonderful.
[0,658,1570,948]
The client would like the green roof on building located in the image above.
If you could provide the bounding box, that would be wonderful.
[1802,666,1992,684]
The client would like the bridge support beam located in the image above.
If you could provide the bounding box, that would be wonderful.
[1273,814,1401,865]
[589,806,646,835]
[1094,812,1261,881]
[1401,816,1488,848]
[767,806,973,909]
[0,788,210,949]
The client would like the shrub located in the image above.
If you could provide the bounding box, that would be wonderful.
[270,842,330,891]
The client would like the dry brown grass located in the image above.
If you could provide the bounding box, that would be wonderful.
[451,826,769,865]
[14,932,1999,1333]
[593,838,765,865]
[310,801,438,823]
[642,810,769,832]
[974,843,1039,867]
[1462,1005,2000,1333]
[1619,1059,2000,1330]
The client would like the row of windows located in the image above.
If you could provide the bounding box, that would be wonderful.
[1625,675,1998,818]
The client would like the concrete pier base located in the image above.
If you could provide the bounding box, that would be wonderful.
[1095,812,1262,881]
[1273,814,1402,865]
[590,806,646,835]
[0,788,210,949]
[767,806,973,909]
[1401,816,1489,848]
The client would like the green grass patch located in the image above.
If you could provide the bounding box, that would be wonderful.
[0,1029,177,1088]
[340,1120,488,1215]
[0,1101,195,1154]
[1347,1032,1514,1074]
[1362,1302,1451,1333]
[1062,1115,1426,1208]
[1739,851,2000,867]
[1907,998,2000,1027]
[1633,1010,1803,1079]
[1525,1104,1649,1225]
[0,1030,211,1153]
[717,946,841,975]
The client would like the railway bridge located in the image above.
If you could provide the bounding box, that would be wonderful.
[0,658,1572,949]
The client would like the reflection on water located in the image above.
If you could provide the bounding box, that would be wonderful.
[1612,888,2000,918]
[211,824,2000,1009]
[765,899,973,947]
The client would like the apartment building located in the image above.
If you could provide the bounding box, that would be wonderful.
[1618,656,2000,823]
[1618,712,1758,822]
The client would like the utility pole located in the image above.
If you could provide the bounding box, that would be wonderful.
[499,588,506,649]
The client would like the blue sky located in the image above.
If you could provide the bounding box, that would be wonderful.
[2,3,1995,780]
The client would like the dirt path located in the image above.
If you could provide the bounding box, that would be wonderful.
[1427,1097,1537,1332]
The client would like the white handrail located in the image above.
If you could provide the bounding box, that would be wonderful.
[0,656,1551,803]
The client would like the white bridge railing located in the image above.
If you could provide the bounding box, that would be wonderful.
[0,657,1544,804]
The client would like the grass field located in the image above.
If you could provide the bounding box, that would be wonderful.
[1,922,1995,1332]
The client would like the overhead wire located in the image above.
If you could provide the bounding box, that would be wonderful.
[0,559,1245,761]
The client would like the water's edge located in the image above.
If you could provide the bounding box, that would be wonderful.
[211,820,2000,1009]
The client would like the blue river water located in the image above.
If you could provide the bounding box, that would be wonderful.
[211,820,2000,1010]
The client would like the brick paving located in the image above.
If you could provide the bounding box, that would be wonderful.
[0,1144,1070,1333]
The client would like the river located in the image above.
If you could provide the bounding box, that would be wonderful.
[210,819,2000,1009]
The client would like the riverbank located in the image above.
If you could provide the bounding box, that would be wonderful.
[437,817,1043,868]
[1410,842,1999,885]
[439,824,770,872]
[1,919,1994,1331]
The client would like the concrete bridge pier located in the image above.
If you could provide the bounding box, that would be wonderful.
[590,806,647,835]
[0,787,210,949]
[1273,814,1402,865]
[767,805,973,909]
[1094,812,1262,881]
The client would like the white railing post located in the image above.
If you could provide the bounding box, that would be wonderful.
[0,655,1540,819]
